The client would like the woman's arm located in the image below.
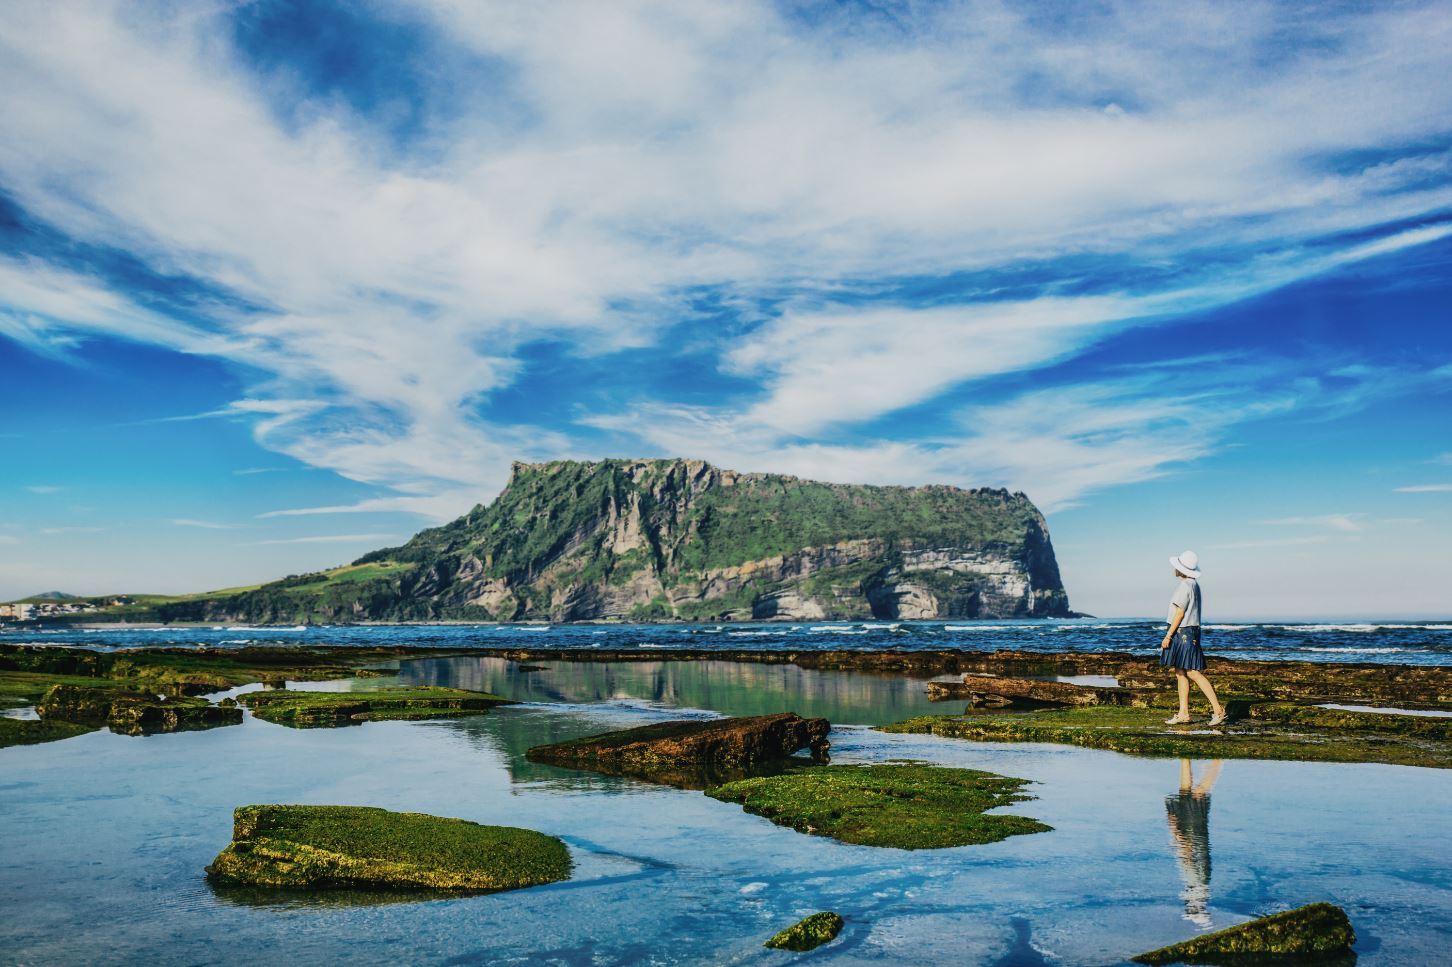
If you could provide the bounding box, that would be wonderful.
[1162,605,1184,649]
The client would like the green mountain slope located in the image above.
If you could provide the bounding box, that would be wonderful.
[143,459,1071,624]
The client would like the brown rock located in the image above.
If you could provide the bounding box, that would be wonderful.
[927,674,1136,708]
[526,712,830,787]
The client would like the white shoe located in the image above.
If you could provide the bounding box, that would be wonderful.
[1165,714,1191,725]
[1208,712,1226,727]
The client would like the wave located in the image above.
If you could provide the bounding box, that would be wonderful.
[944,625,1015,631]
[1282,624,1452,633]
[226,625,306,632]
[510,626,552,631]
[1302,646,1410,654]
[727,630,791,637]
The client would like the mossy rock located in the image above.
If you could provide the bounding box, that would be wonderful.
[206,804,572,891]
[1132,902,1355,964]
[882,706,1452,769]
[35,682,241,736]
[0,717,98,749]
[239,686,512,727]
[706,764,1050,849]
[765,912,844,951]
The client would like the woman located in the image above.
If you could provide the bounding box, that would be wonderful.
[1160,550,1227,726]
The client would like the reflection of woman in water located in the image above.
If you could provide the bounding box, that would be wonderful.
[1166,758,1222,926]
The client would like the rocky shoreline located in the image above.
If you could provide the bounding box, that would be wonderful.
[4,642,1451,767]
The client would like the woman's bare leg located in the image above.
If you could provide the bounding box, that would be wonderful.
[1176,671,1190,718]
[1178,757,1193,792]
[1186,670,1225,717]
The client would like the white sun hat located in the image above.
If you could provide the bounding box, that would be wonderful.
[1170,550,1201,579]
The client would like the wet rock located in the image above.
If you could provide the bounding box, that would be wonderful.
[239,686,512,727]
[526,713,830,787]
[1132,902,1355,964]
[927,674,1136,708]
[1249,703,1452,740]
[882,707,1452,769]
[707,763,1051,849]
[0,717,98,749]
[36,683,242,735]
[765,912,844,951]
[206,804,571,891]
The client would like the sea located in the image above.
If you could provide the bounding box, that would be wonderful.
[5,617,1451,665]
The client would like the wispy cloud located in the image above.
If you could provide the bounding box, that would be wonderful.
[170,518,238,530]
[26,485,63,494]
[1209,536,1331,551]
[1395,484,1452,493]
[0,535,19,545]
[243,533,397,546]
[1261,514,1364,533]
[257,494,476,520]
[38,526,104,535]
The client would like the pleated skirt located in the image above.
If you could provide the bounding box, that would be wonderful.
[1161,626,1206,671]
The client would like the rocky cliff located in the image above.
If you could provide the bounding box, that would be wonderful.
[156,459,1071,623]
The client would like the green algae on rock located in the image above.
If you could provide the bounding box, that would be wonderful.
[706,764,1050,849]
[882,706,1452,769]
[36,683,242,736]
[1132,902,1356,964]
[765,912,845,951]
[239,686,513,727]
[0,717,98,749]
[206,804,571,891]
[526,713,830,788]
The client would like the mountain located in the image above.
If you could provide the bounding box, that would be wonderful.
[28,591,78,600]
[150,459,1071,624]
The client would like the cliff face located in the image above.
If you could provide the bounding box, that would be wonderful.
[161,459,1071,623]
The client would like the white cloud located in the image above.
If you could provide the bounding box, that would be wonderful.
[243,533,399,546]
[0,1,1450,520]
[171,519,238,530]
[1209,536,1331,551]
[25,485,63,494]
[1261,514,1364,533]
[1395,484,1452,493]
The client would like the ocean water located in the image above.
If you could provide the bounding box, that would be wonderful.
[5,617,1452,665]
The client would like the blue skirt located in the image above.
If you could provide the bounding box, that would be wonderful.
[1161,626,1206,672]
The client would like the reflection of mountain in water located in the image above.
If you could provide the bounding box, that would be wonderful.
[396,657,945,726]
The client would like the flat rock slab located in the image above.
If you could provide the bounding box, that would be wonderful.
[928,674,1137,708]
[883,705,1452,769]
[1132,902,1355,964]
[206,804,572,892]
[239,686,513,727]
[527,712,830,787]
[765,912,844,951]
[706,764,1051,849]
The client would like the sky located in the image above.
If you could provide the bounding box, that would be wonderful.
[1,0,1450,619]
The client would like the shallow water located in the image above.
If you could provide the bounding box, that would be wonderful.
[1,657,1449,965]
[7,617,1452,665]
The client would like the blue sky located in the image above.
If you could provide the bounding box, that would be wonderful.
[1,0,1450,618]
